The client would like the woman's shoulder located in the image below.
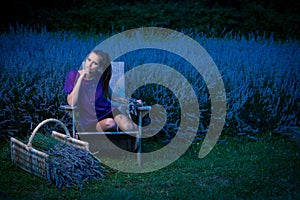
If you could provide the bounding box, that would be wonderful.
[66,70,80,81]
[68,69,79,75]
[67,69,80,76]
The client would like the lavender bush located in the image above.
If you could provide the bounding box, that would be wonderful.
[0,26,299,140]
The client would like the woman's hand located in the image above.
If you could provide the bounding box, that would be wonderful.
[78,70,89,79]
[136,99,143,106]
[129,98,143,106]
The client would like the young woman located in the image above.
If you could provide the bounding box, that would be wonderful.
[64,49,138,132]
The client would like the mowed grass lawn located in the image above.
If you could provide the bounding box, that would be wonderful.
[0,135,299,200]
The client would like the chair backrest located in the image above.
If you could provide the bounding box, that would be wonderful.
[110,62,125,100]
[110,62,126,113]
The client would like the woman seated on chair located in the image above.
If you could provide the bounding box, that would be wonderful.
[64,49,138,132]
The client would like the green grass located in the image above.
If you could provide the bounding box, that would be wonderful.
[0,135,299,200]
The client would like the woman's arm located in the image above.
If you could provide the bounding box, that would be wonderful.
[67,70,87,106]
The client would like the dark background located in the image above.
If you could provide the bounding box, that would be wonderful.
[1,0,299,40]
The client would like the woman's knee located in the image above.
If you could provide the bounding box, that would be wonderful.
[96,118,117,131]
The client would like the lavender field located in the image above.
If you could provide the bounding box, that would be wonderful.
[0,26,299,140]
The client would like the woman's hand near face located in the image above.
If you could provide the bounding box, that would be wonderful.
[78,70,89,78]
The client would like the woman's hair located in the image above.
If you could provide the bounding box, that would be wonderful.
[92,49,112,99]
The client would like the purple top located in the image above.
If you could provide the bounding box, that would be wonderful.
[64,70,114,131]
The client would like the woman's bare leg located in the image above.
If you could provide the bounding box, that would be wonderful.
[114,114,138,132]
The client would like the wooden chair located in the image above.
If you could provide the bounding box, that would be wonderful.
[60,62,151,166]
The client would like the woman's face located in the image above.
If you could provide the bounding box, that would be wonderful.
[84,52,103,73]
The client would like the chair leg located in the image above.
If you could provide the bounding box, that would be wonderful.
[137,111,143,166]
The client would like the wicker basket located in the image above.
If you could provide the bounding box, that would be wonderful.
[10,118,89,179]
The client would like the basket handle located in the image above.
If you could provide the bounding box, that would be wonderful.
[27,118,70,147]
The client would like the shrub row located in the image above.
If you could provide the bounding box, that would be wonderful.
[0,26,299,141]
